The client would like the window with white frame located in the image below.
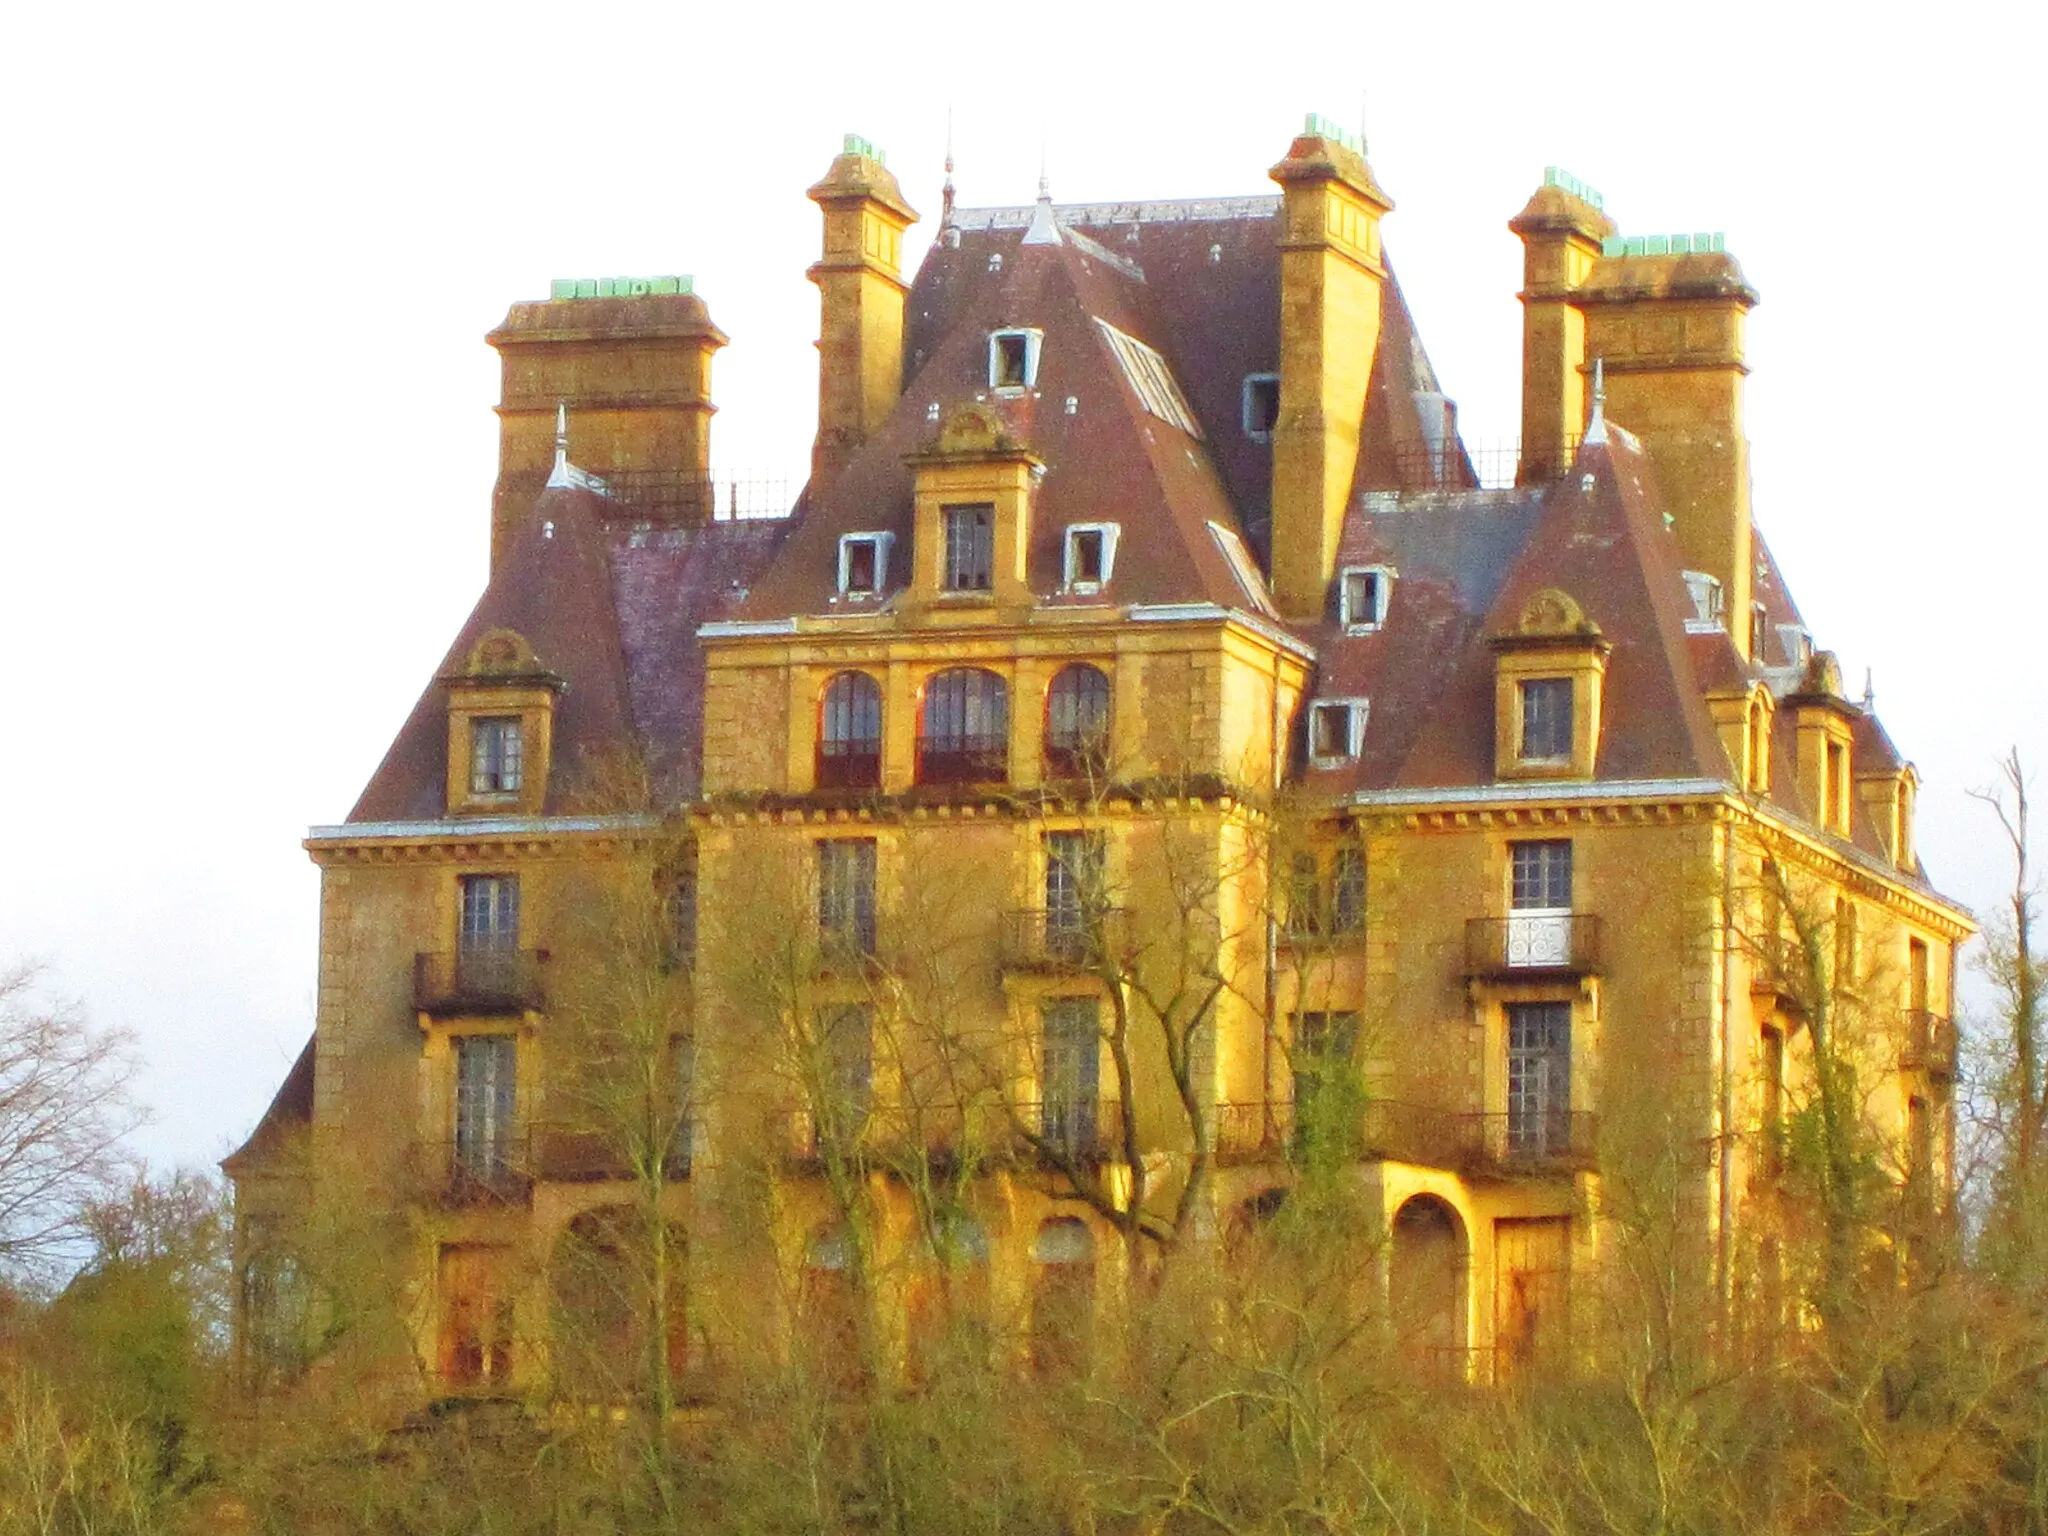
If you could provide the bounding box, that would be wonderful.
[837,532,894,597]
[1338,566,1392,633]
[469,717,523,796]
[989,329,1043,391]
[1242,374,1280,442]
[1506,1002,1571,1155]
[1063,523,1119,592]
[1308,699,1368,764]
[1518,678,1574,761]
[454,1034,517,1183]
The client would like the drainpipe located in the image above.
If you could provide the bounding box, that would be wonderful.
[1717,813,1738,1328]
[1264,650,1286,1142]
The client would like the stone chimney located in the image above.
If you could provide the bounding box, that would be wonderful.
[808,135,918,487]
[1509,169,1616,484]
[485,278,726,571]
[1267,116,1393,622]
[1576,237,1761,657]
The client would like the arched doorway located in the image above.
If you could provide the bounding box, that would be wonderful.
[1389,1195,1466,1375]
[549,1205,687,1402]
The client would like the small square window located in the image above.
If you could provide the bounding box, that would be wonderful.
[1242,374,1280,441]
[470,717,523,796]
[1308,700,1366,763]
[989,329,1041,391]
[1339,566,1391,632]
[838,532,892,597]
[1519,678,1573,761]
[1062,523,1119,592]
[944,505,994,592]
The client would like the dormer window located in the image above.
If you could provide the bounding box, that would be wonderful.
[443,628,561,816]
[837,532,894,598]
[1308,699,1368,765]
[470,718,523,796]
[1063,523,1120,593]
[1339,565,1392,633]
[943,505,994,592]
[989,329,1042,391]
[1518,679,1573,762]
[1682,571,1724,629]
[1242,374,1280,442]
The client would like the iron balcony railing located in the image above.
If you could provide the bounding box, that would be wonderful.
[1009,1097,1127,1165]
[417,1132,534,1206]
[1215,1099,1598,1176]
[1000,908,1133,971]
[529,1122,692,1182]
[413,949,546,1014]
[1900,1010,1959,1081]
[814,745,882,791]
[914,740,1008,786]
[1463,915,1603,979]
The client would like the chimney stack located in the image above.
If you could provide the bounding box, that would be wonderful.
[1268,116,1393,622]
[1575,236,1760,657]
[486,277,726,570]
[808,135,919,487]
[1510,169,1615,484]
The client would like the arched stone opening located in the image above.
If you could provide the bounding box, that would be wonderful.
[1389,1194,1467,1371]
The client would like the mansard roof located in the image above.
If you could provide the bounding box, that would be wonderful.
[347,483,782,822]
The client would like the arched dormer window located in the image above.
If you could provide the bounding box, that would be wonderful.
[918,668,1008,785]
[1044,664,1111,779]
[817,672,882,789]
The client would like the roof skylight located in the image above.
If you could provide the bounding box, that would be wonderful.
[1094,319,1204,438]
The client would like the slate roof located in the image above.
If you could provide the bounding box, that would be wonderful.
[338,183,1928,893]
[221,1034,314,1177]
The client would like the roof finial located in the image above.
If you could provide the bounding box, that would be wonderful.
[941,106,956,228]
[1583,356,1608,447]
[1863,667,1875,712]
[547,401,571,486]
[1022,146,1062,246]
[1360,85,1369,157]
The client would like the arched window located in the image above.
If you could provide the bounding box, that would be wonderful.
[1029,1217,1096,1379]
[918,668,1008,785]
[818,672,882,789]
[1044,664,1111,778]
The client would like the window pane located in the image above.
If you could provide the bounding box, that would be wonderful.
[918,669,1009,783]
[817,839,878,958]
[1045,665,1110,774]
[1509,841,1572,910]
[1331,847,1366,933]
[818,672,883,788]
[471,717,523,795]
[455,1035,517,1177]
[459,876,519,950]
[817,1004,873,1138]
[1041,998,1100,1153]
[944,505,994,591]
[1519,678,1573,760]
[1506,1003,1571,1153]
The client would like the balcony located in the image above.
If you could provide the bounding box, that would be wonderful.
[1214,1099,1598,1176]
[1463,915,1602,979]
[417,1133,533,1207]
[529,1123,692,1182]
[1010,1097,1127,1165]
[1900,1010,1959,1082]
[1000,908,1133,972]
[814,747,880,791]
[413,950,546,1015]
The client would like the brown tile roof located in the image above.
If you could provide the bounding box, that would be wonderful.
[347,485,783,823]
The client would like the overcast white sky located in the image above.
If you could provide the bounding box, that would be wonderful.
[2,2,2042,1173]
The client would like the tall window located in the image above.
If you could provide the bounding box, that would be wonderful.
[816,1004,873,1145]
[458,874,520,992]
[943,504,994,592]
[1331,846,1366,934]
[454,1034,518,1182]
[1044,664,1111,778]
[470,717,523,795]
[1044,830,1107,958]
[1507,840,1572,969]
[1293,1010,1359,1135]
[918,668,1008,784]
[1518,679,1573,761]
[816,839,877,962]
[1041,997,1100,1156]
[817,672,882,789]
[1506,1002,1570,1156]
[668,1035,695,1176]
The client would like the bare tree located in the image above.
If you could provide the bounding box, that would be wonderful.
[0,964,139,1287]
